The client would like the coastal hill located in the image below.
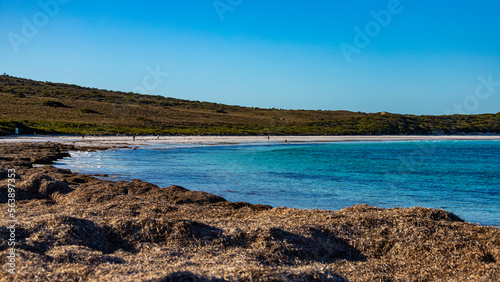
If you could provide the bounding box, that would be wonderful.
[1,74,499,136]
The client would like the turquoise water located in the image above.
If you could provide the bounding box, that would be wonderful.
[54,140,500,226]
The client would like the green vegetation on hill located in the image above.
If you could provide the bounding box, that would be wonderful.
[0,75,499,136]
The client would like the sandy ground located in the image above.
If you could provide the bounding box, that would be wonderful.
[1,134,499,147]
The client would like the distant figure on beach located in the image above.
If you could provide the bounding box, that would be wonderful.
[82,134,84,139]
[268,136,270,143]
[157,135,160,139]
[133,135,135,142]
[284,139,287,143]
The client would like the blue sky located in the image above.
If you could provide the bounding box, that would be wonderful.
[1,0,499,115]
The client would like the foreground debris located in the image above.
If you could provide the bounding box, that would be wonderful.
[0,143,499,281]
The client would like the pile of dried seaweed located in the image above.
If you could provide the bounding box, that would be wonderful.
[0,143,498,281]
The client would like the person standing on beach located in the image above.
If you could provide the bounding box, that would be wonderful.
[82,134,84,139]
[133,135,135,142]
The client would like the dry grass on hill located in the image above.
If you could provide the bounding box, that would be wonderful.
[2,75,499,136]
[0,143,499,281]
[0,75,363,135]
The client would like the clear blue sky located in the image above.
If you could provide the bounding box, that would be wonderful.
[1,0,499,115]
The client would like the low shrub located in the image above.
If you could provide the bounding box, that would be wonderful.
[43,100,67,108]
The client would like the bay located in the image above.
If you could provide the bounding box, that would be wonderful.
[54,140,500,226]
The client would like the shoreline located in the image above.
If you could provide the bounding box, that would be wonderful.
[1,142,499,280]
[1,134,500,147]
[51,137,499,227]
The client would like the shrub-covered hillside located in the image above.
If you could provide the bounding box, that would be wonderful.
[0,75,499,136]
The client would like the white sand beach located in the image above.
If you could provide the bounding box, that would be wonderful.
[1,134,499,147]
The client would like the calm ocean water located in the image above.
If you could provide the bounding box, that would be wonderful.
[54,140,500,226]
